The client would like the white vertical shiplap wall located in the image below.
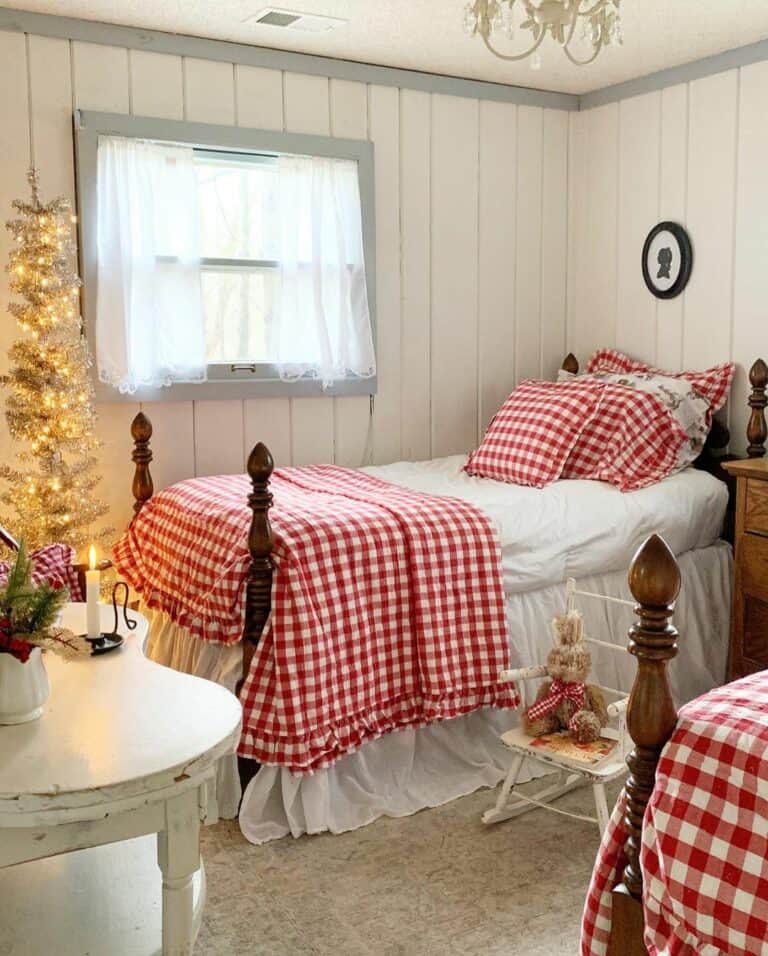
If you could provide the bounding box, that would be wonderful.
[568,63,768,455]
[0,31,569,541]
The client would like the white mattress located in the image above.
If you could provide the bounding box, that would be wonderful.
[363,457,728,596]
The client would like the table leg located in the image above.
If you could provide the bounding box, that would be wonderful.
[157,789,201,956]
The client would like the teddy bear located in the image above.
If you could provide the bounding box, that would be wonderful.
[522,608,609,744]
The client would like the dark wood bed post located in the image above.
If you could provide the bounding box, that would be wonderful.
[237,443,275,791]
[128,411,276,690]
[747,358,768,459]
[131,412,154,519]
[607,534,681,956]
[240,443,275,694]
[128,413,274,793]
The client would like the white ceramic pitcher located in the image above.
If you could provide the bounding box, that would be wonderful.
[0,647,50,724]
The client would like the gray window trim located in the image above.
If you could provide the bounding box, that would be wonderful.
[74,109,378,402]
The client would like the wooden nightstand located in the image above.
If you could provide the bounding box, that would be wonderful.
[722,359,768,680]
[723,455,768,678]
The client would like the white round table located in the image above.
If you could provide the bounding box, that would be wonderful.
[0,603,241,955]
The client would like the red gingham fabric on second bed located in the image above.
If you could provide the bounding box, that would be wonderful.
[114,466,517,773]
[581,671,768,956]
[0,543,83,601]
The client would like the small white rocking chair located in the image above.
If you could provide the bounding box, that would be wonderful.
[482,579,632,836]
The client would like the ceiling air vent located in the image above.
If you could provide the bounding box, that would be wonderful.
[249,8,347,32]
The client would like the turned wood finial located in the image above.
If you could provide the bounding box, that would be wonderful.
[747,358,768,459]
[130,412,154,519]
[562,352,579,375]
[239,442,275,696]
[621,534,680,903]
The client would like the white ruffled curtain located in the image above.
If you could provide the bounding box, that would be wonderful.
[96,136,206,393]
[96,139,375,391]
[270,154,376,387]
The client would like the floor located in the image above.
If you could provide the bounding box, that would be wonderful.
[196,778,622,955]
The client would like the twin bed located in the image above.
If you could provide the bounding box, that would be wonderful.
[112,351,757,846]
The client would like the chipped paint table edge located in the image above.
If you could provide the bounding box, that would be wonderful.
[0,604,242,956]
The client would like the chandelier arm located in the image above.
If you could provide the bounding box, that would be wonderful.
[574,0,612,18]
[562,35,604,66]
[563,6,580,47]
[481,27,547,63]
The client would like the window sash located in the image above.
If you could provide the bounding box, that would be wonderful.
[75,109,377,401]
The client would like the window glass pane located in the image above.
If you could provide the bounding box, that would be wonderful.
[195,156,279,261]
[201,269,276,363]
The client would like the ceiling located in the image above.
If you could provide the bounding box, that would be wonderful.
[5,1,768,95]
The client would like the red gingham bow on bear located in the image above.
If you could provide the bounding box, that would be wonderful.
[526,678,586,729]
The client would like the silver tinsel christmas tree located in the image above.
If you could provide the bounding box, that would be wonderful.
[1,169,108,552]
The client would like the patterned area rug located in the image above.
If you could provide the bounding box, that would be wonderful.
[197,778,623,955]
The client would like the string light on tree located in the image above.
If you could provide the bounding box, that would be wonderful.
[1,168,108,552]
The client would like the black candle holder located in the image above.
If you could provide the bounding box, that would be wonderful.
[83,581,137,655]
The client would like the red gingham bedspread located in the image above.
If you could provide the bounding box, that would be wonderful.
[581,671,768,955]
[113,466,517,772]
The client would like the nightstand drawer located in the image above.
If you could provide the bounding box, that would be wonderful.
[741,532,768,596]
[745,479,768,535]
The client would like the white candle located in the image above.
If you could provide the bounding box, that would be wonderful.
[85,545,101,639]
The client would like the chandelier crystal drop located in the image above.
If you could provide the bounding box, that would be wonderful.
[464,0,622,66]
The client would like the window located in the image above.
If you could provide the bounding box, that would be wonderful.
[74,111,377,402]
[195,152,278,367]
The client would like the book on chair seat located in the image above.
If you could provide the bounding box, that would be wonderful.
[529,731,618,766]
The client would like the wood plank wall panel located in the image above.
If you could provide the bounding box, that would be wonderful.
[130,50,183,120]
[0,32,30,472]
[581,103,619,358]
[656,83,689,370]
[478,99,516,433]
[235,65,283,131]
[732,60,768,454]
[566,109,588,358]
[430,94,479,458]
[1,31,571,539]
[0,32,31,386]
[514,105,543,384]
[368,84,401,465]
[540,109,569,381]
[399,89,431,462]
[615,91,660,365]
[683,71,738,373]
[28,36,74,197]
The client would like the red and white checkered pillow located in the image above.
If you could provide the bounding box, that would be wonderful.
[0,543,83,601]
[561,382,684,490]
[586,348,734,412]
[465,379,603,487]
[561,350,736,491]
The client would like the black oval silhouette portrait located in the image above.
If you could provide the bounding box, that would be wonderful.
[642,222,692,299]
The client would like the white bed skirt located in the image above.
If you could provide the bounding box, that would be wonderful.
[142,542,732,844]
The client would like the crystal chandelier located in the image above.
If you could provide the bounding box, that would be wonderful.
[464,0,622,66]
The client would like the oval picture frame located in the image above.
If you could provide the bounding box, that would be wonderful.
[641,221,693,300]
